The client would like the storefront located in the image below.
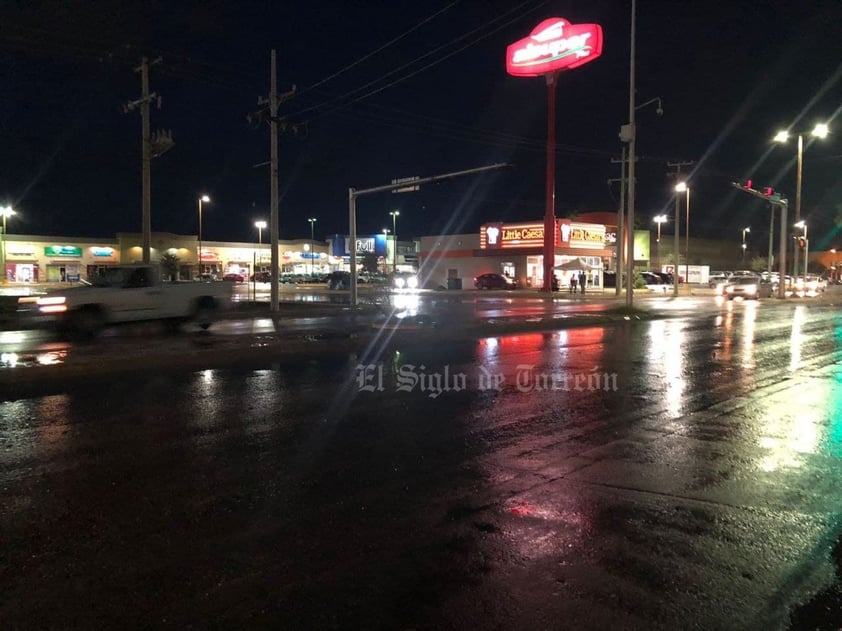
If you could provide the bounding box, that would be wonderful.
[420,218,614,289]
[5,243,40,282]
[198,247,223,278]
[44,245,83,282]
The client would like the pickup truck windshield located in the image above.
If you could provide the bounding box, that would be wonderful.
[90,267,153,288]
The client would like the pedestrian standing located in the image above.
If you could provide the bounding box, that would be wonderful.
[569,272,577,294]
[579,270,586,294]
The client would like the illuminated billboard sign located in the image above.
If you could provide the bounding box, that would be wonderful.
[558,220,606,249]
[506,18,603,77]
[44,245,82,257]
[332,235,387,257]
[481,222,556,249]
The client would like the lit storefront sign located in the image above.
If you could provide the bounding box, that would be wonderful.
[332,234,387,257]
[199,248,220,261]
[481,220,607,250]
[6,244,36,257]
[506,17,603,77]
[559,221,606,249]
[90,247,116,258]
[44,246,82,257]
[481,222,554,249]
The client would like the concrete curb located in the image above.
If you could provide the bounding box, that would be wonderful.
[0,310,657,398]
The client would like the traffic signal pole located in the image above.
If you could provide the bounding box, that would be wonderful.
[732,182,788,298]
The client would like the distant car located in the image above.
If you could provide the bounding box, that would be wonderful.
[639,271,669,292]
[223,272,245,282]
[391,271,419,289]
[249,271,271,283]
[709,274,730,289]
[802,275,827,293]
[474,273,518,290]
[326,271,351,290]
[648,271,674,285]
[724,275,772,299]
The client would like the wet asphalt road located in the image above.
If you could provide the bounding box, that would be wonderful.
[2,299,842,629]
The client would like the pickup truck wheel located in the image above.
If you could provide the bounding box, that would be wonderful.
[194,297,217,330]
[69,307,105,339]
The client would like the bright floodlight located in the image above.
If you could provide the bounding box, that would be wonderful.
[254,220,267,229]
[744,226,751,232]
[812,123,829,139]
[794,220,805,228]
[0,205,15,218]
[773,130,789,143]
[675,182,687,193]
[653,215,667,223]
[200,195,210,203]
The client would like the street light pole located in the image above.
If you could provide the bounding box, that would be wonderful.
[742,227,750,262]
[198,195,210,277]
[774,123,829,280]
[389,210,399,273]
[255,219,267,272]
[0,206,15,285]
[308,217,316,277]
[653,215,666,272]
[684,185,690,292]
[673,182,686,296]
[382,228,390,275]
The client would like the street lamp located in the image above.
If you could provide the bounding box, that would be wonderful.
[255,219,266,270]
[389,210,400,273]
[674,182,689,294]
[197,195,210,277]
[795,220,808,282]
[308,217,317,277]
[382,228,390,274]
[773,122,828,283]
[653,215,667,271]
[742,227,750,261]
[0,206,16,285]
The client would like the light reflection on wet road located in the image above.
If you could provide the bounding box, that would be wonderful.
[2,300,842,628]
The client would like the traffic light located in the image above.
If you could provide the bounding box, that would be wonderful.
[798,237,806,249]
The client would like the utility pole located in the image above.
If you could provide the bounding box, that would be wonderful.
[252,50,297,313]
[667,160,693,296]
[623,0,637,308]
[124,57,173,264]
[610,149,628,296]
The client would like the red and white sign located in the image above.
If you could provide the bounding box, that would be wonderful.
[506,18,603,77]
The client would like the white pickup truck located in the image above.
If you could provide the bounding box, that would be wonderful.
[33,265,233,337]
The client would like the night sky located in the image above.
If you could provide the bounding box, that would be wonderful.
[2,0,842,254]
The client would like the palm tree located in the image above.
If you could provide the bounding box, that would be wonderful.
[160,252,180,281]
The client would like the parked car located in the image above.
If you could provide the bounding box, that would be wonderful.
[639,271,669,292]
[326,271,351,290]
[222,272,245,282]
[474,273,519,290]
[249,271,271,283]
[648,271,674,285]
[709,273,730,289]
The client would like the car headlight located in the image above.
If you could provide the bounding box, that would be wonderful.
[745,284,757,294]
[394,277,405,288]
[406,276,418,289]
[36,295,68,313]
[726,285,734,293]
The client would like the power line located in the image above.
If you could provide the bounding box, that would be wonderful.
[298,1,460,97]
[287,0,545,120]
